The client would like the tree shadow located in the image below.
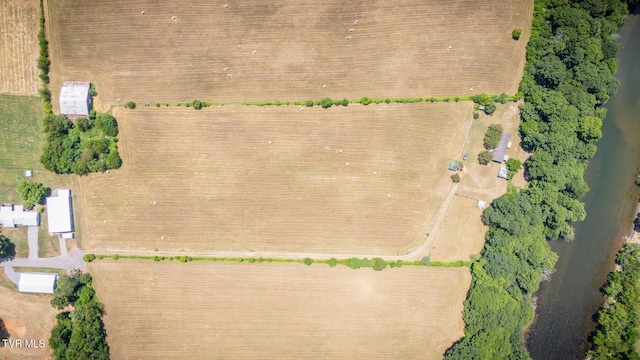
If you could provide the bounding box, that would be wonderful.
[0,318,8,341]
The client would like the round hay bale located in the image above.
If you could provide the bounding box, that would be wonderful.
[172,16,177,21]
[141,11,145,15]
[224,4,228,8]
[252,50,257,55]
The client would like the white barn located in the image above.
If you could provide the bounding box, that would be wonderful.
[18,273,57,294]
[59,81,91,117]
[46,189,74,236]
[0,204,39,228]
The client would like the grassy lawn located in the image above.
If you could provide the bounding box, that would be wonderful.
[12,267,67,276]
[0,95,44,169]
[0,95,80,256]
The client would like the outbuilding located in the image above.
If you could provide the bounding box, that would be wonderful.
[46,189,74,236]
[492,132,511,163]
[59,81,91,118]
[18,273,57,294]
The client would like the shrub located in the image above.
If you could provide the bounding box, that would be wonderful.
[484,102,497,115]
[421,256,431,265]
[512,28,522,40]
[328,257,338,267]
[83,254,96,262]
[483,124,504,149]
[111,254,120,260]
[346,257,361,269]
[192,100,203,110]
[359,96,371,105]
[473,112,480,119]
[506,158,522,172]
[154,103,161,107]
[451,173,460,183]
[304,100,314,107]
[89,83,97,97]
[303,257,314,265]
[75,117,91,131]
[95,113,118,136]
[16,181,49,209]
[123,101,136,109]
[0,235,15,258]
[320,97,333,109]
[478,150,493,165]
[372,257,387,271]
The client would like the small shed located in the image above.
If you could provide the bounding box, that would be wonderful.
[18,273,57,294]
[492,132,511,163]
[24,170,32,177]
[477,200,486,209]
[498,167,509,179]
[59,81,91,117]
[448,161,459,171]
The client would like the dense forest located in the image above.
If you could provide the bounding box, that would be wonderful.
[445,0,633,358]
[588,243,640,359]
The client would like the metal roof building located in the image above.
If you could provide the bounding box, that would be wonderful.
[18,273,57,294]
[46,189,74,235]
[59,81,91,117]
[0,204,39,228]
[492,132,511,163]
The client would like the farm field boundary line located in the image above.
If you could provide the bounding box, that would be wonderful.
[120,92,521,111]
[84,253,470,269]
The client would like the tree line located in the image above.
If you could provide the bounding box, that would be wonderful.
[445,0,632,358]
[588,243,640,359]
[49,273,109,359]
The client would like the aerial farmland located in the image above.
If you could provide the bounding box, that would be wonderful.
[0,0,536,358]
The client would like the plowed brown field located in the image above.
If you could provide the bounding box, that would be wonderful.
[47,0,533,108]
[89,261,470,359]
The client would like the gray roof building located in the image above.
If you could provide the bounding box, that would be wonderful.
[59,81,91,117]
[0,204,39,228]
[492,132,511,163]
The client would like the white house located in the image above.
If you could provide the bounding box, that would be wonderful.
[59,81,91,117]
[0,204,39,228]
[46,189,74,236]
[18,273,57,294]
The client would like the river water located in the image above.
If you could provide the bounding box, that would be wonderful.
[526,14,640,360]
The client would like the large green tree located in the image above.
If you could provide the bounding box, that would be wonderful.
[16,181,49,209]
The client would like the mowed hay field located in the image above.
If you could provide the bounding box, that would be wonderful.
[430,196,487,262]
[78,102,472,254]
[0,0,40,95]
[89,261,470,359]
[0,282,58,359]
[47,0,532,106]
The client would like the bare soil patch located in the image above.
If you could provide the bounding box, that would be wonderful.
[89,260,470,359]
[0,0,40,95]
[78,103,471,254]
[0,278,58,359]
[430,196,486,262]
[47,0,532,108]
